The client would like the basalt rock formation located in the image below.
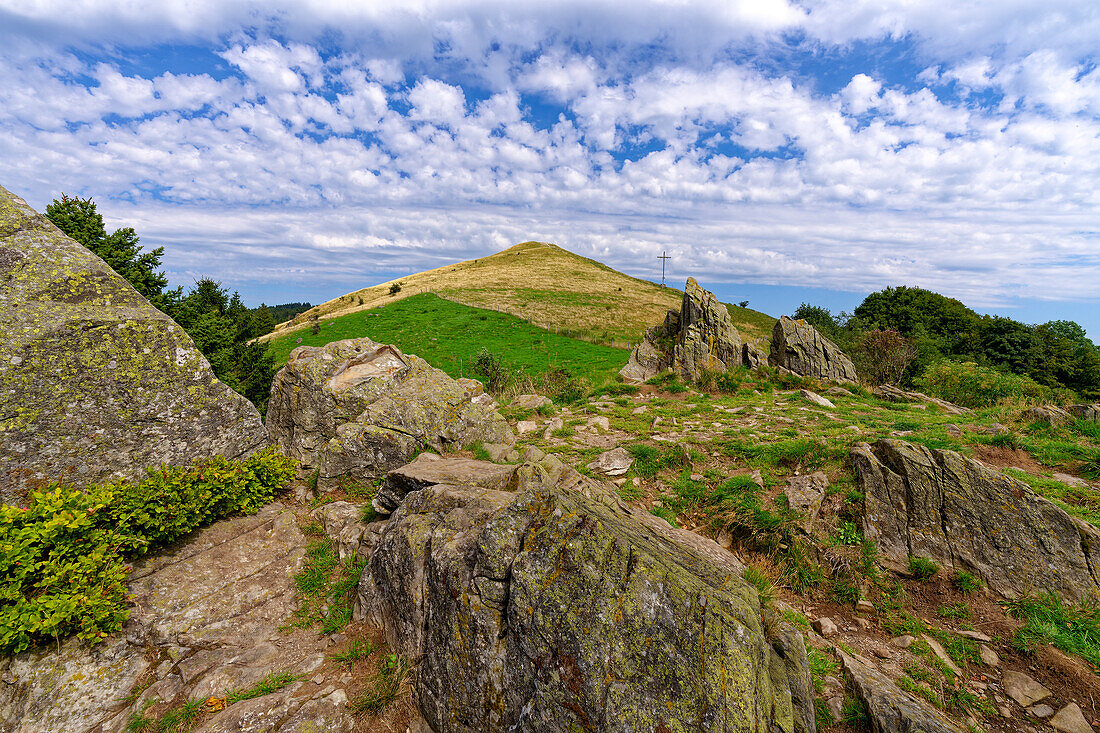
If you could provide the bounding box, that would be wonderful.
[853,438,1100,598]
[620,278,742,383]
[359,454,816,733]
[769,316,858,383]
[0,185,267,505]
[266,337,513,491]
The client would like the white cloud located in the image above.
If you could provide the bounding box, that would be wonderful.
[1,2,1099,328]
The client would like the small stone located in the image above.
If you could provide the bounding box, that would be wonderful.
[512,394,551,410]
[516,420,538,434]
[1003,670,1052,707]
[585,416,610,431]
[1051,703,1094,733]
[855,599,875,614]
[1028,704,1054,719]
[631,477,641,486]
[716,529,733,551]
[957,630,992,642]
[690,473,704,481]
[800,389,835,409]
[979,645,1000,667]
[10,355,22,366]
[870,644,891,659]
[586,447,633,477]
[632,406,646,414]
[613,478,627,486]
[813,617,838,637]
[892,635,914,649]
[854,617,871,629]
[825,696,844,720]
[1054,472,1089,489]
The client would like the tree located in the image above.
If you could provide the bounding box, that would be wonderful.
[853,330,918,386]
[46,194,180,312]
[853,286,978,356]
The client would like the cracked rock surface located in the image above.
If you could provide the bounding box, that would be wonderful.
[266,337,514,492]
[853,438,1100,598]
[0,504,355,733]
[359,461,816,733]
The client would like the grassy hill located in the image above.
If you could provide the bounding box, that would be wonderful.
[267,293,630,389]
[261,241,775,347]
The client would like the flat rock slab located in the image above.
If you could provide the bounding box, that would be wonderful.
[840,650,966,733]
[0,504,355,733]
[800,389,835,409]
[1003,670,1052,707]
[512,394,551,410]
[1051,703,1095,733]
[374,452,518,514]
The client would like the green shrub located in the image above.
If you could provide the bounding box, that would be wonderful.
[916,360,1065,408]
[908,555,940,580]
[0,448,296,655]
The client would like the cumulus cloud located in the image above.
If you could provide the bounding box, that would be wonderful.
[0,2,1098,331]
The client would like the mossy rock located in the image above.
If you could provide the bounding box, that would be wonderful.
[0,185,267,503]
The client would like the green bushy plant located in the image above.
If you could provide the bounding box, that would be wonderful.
[0,448,296,655]
[908,555,940,580]
[916,360,1066,408]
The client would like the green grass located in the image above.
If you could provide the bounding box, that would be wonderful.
[350,653,411,713]
[908,556,940,580]
[225,672,302,705]
[331,639,376,668]
[267,293,628,388]
[287,534,364,634]
[1005,593,1100,671]
[1006,469,1100,527]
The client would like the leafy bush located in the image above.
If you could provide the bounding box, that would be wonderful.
[0,448,296,655]
[854,329,918,386]
[474,348,510,393]
[916,360,1063,408]
[389,282,402,295]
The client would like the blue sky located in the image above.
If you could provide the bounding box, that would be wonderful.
[2,1,1099,340]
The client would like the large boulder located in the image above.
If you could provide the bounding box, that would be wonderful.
[359,462,816,733]
[0,186,267,505]
[769,316,857,383]
[266,337,513,491]
[620,278,742,383]
[853,439,1100,598]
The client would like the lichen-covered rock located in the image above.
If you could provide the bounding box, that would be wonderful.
[266,337,513,491]
[674,277,742,380]
[620,278,742,383]
[1068,404,1100,422]
[0,186,267,505]
[769,316,857,383]
[1023,405,1074,425]
[839,650,965,733]
[853,439,1100,598]
[359,464,816,733]
[743,340,768,370]
[373,452,518,514]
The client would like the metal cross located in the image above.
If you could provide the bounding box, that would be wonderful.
[657,251,672,287]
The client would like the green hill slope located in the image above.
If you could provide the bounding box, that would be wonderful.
[262,241,775,347]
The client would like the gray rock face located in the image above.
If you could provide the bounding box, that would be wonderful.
[769,316,858,383]
[359,464,815,733]
[266,337,513,491]
[620,278,742,383]
[0,505,355,733]
[586,446,634,476]
[0,186,267,506]
[373,452,518,514]
[853,439,1100,598]
[1068,404,1100,422]
[785,472,828,532]
[840,651,966,733]
[743,340,768,370]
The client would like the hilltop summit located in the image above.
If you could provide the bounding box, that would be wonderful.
[264,241,774,346]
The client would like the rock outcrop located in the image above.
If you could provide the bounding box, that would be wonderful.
[620,278,742,383]
[769,316,858,383]
[853,439,1100,598]
[0,186,267,505]
[1024,404,1100,425]
[373,452,517,514]
[359,459,816,733]
[0,504,355,733]
[266,337,513,491]
[873,384,972,415]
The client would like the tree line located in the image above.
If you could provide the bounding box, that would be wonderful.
[794,286,1100,399]
[45,194,309,413]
